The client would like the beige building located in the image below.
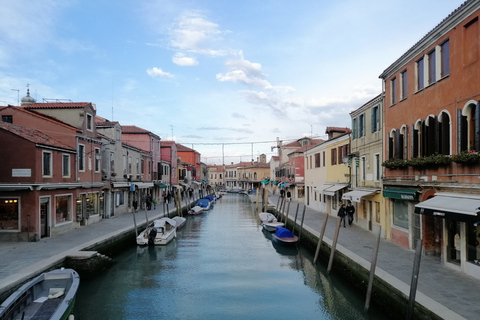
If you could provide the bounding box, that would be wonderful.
[345,94,385,237]
[207,165,225,190]
[304,128,350,215]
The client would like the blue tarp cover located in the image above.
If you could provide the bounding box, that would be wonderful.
[274,227,295,238]
[204,195,215,202]
[196,199,210,208]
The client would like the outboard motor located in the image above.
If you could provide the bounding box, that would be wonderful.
[148,228,157,246]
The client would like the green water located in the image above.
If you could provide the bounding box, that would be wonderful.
[74,194,387,319]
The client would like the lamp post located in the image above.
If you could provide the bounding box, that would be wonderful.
[11,89,19,106]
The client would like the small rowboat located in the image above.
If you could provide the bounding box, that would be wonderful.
[0,268,80,320]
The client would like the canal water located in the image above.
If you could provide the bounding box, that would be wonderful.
[74,194,387,320]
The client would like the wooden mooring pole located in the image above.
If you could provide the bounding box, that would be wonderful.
[313,214,329,264]
[132,210,138,238]
[297,205,306,241]
[364,226,381,312]
[406,239,423,320]
[292,204,300,234]
[327,217,342,274]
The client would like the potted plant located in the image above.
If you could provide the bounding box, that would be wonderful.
[451,150,480,165]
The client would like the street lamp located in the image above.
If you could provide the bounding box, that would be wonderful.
[11,89,19,106]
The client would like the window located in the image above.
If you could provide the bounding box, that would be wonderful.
[110,152,115,173]
[94,148,100,172]
[371,105,380,133]
[55,195,72,224]
[2,115,12,123]
[428,50,436,85]
[374,153,380,181]
[86,113,93,131]
[331,148,337,165]
[128,156,132,174]
[314,153,320,168]
[458,102,480,153]
[115,191,124,206]
[0,197,19,231]
[391,77,397,105]
[416,57,424,91]
[358,114,365,138]
[42,151,52,177]
[136,158,140,174]
[78,144,85,171]
[322,151,325,166]
[401,70,407,100]
[361,156,366,181]
[393,199,409,229]
[352,118,357,139]
[440,40,450,78]
[62,154,70,177]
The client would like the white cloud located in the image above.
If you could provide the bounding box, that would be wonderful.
[217,57,294,92]
[172,53,198,66]
[170,11,231,57]
[146,67,174,78]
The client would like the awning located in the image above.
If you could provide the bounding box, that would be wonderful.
[112,182,131,188]
[171,184,183,189]
[414,193,480,223]
[323,183,348,196]
[383,188,418,200]
[155,183,168,189]
[342,189,378,202]
[272,181,280,185]
[36,183,83,190]
[0,184,34,191]
[282,183,292,188]
[261,179,270,184]
[135,182,154,189]
[192,180,201,185]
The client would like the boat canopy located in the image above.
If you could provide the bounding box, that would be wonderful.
[196,199,210,208]
[204,195,215,202]
[274,227,295,238]
[153,218,176,228]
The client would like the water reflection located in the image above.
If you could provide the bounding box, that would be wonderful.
[75,194,388,320]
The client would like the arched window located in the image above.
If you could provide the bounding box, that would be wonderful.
[438,111,451,155]
[458,101,480,152]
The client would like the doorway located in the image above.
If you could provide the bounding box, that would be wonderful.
[40,198,49,238]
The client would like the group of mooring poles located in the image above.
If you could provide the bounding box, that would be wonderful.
[277,196,423,318]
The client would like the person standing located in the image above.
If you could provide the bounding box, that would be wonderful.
[346,201,355,226]
[337,203,347,228]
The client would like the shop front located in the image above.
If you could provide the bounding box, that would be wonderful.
[414,192,480,279]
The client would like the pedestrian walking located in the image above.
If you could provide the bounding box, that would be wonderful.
[346,201,355,226]
[286,190,292,201]
[337,203,347,228]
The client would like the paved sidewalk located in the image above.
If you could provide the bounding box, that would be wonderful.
[0,195,479,319]
[267,194,478,320]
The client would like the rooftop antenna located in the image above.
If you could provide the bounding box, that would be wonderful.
[170,125,173,141]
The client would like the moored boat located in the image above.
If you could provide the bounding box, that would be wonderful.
[172,216,186,229]
[136,217,177,246]
[258,212,284,232]
[0,268,80,320]
[271,227,298,246]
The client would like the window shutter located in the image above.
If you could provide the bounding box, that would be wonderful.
[371,108,375,133]
[395,130,401,158]
[476,102,480,151]
[421,120,426,157]
[352,118,357,139]
[411,124,415,158]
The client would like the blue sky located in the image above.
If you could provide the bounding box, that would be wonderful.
[0,0,464,165]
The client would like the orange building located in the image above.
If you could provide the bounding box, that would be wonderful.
[380,0,480,278]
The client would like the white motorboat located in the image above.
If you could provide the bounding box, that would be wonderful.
[258,212,284,232]
[136,217,177,246]
[172,216,186,229]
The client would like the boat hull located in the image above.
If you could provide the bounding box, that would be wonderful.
[272,234,299,246]
[262,222,284,232]
[0,268,80,320]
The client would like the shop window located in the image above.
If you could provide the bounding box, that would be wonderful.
[55,195,72,224]
[447,220,461,265]
[392,199,409,229]
[467,222,480,265]
[0,198,19,231]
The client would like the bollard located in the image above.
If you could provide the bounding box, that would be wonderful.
[313,214,329,264]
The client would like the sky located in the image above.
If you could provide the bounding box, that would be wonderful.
[0,0,466,165]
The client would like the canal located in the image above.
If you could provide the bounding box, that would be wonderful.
[74,194,388,319]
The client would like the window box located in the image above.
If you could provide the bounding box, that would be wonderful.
[452,150,480,165]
